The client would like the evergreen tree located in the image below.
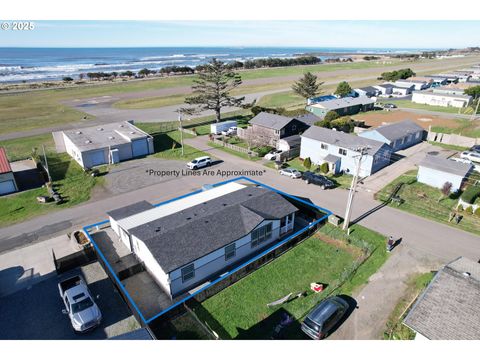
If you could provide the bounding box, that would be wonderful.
[334,81,353,98]
[185,58,244,122]
[292,72,324,101]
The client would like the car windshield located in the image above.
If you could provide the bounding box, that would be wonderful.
[191,160,198,163]
[71,297,94,314]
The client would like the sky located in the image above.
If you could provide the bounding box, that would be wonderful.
[0,21,479,48]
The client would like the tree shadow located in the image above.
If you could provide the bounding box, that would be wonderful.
[235,308,301,340]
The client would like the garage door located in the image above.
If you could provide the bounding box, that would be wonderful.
[0,180,16,195]
[132,139,149,157]
[89,150,106,167]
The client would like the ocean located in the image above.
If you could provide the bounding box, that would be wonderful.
[0,47,436,83]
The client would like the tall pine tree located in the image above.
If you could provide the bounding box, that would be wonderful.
[185,58,244,122]
[292,72,323,102]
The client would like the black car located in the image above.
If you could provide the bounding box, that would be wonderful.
[302,171,334,189]
[470,145,480,153]
[301,296,349,340]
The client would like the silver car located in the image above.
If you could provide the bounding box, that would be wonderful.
[279,168,302,179]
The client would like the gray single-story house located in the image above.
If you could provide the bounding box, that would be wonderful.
[53,121,154,170]
[353,86,381,98]
[403,257,480,340]
[300,126,392,177]
[417,155,472,192]
[305,96,375,119]
[359,120,425,152]
[0,147,18,195]
[373,83,395,95]
[107,182,298,298]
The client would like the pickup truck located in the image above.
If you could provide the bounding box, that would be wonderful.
[58,275,102,333]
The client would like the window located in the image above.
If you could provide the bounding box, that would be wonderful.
[321,143,328,150]
[292,125,297,131]
[181,263,195,283]
[251,223,273,248]
[338,148,347,156]
[225,243,236,261]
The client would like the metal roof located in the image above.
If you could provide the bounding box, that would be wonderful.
[308,96,374,111]
[418,155,472,177]
[0,147,12,174]
[403,257,480,340]
[413,90,472,100]
[301,126,388,156]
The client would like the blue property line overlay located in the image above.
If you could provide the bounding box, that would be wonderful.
[83,176,332,325]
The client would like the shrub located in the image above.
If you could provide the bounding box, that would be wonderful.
[324,110,340,122]
[314,119,331,128]
[465,206,473,214]
[303,157,312,170]
[320,162,329,174]
[255,146,273,157]
[331,116,355,133]
[461,185,480,204]
[474,207,480,217]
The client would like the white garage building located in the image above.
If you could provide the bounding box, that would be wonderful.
[53,121,154,170]
[417,155,472,192]
[412,90,472,108]
[107,182,298,299]
[0,147,18,195]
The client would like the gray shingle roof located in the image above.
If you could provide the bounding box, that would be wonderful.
[419,155,472,177]
[279,135,301,148]
[367,120,424,142]
[301,126,388,156]
[129,187,298,273]
[403,257,480,340]
[295,113,321,127]
[355,86,379,93]
[249,112,295,130]
[107,201,155,221]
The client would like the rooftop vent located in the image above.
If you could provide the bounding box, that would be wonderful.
[75,131,82,135]
[85,140,92,144]
[186,217,192,220]
[155,227,161,232]
[463,271,471,277]
[205,220,209,224]
[108,136,115,140]
[130,131,136,134]
[119,124,125,128]
[223,203,228,206]
[97,127,104,131]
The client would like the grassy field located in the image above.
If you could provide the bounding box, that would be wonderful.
[192,223,388,339]
[207,141,261,161]
[383,272,435,340]
[376,170,480,236]
[388,99,465,114]
[431,119,480,138]
[426,141,469,152]
[0,152,103,227]
[0,133,55,161]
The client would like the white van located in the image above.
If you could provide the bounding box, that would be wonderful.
[186,156,211,170]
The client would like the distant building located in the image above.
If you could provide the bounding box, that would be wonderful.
[417,155,472,192]
[237,112,309,147]
[353,86,382,98]
[436,72,470,83]
[412,89,472,108]
[53,121,154,170]
[359,120,425,152]
[394,79,430,91]
[403,257,480,340]
[408,76,448,87]
[391,83,414,96]
[107,182,298,298]
[305,96,375,119]
[0,147,18,195]
[300,126,392,177]
[373,83,395,95]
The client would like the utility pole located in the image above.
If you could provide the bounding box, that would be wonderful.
[42,144,52,183]
[343,146,369,231]
[471,96,479,121]
[178,114,184,157]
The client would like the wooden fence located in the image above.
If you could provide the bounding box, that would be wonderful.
[211,138,259,157]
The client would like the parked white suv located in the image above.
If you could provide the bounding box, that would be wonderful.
[187,156,211,170]
[264,149,284,161]
[460,151,480,164]
[221,127,237,136]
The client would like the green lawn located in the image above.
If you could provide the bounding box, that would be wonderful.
[0,152,103,227]
[0,133,55,161]
[430,119,480,138]
[193,223,388,339]
[148,130,210,160]
[207,141,261,161]
[257,91,305,109]
[376,170,480,236]
[426,141,468,152]
[113,93,187,109]
[387,99,466,114]
[383,272,435,340]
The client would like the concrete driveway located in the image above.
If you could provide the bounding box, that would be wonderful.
[357,142,457,194]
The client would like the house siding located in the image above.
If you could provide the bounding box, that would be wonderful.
[417,167,465,192]
[359,129,424,152]
[412,92,472,108]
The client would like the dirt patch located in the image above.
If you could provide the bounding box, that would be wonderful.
[314,233,364,258]
[353,110,462,130]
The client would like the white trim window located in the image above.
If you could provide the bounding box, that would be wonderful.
[321,143,329,150]
[225,243,236,261]
[338,148,347,156]
[181,263,195,283]
[251,223,273,248]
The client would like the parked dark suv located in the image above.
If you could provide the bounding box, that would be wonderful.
[301,296,349,339]
[302,171,335,189]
